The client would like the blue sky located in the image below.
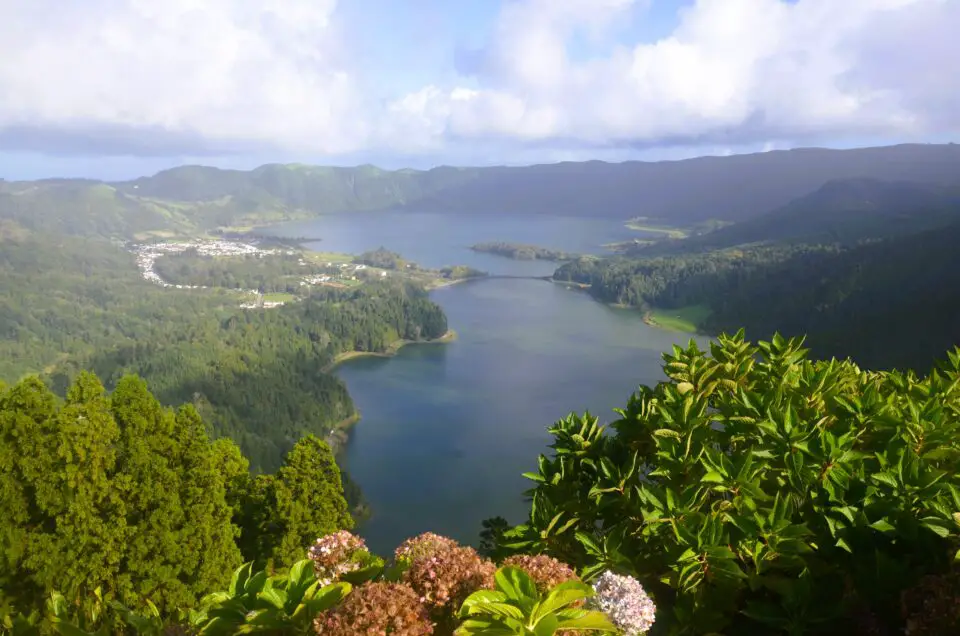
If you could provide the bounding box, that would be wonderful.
[0,0,956,180]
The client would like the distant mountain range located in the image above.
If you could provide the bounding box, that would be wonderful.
[2,143,960,240]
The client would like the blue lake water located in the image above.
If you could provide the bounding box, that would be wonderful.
[268,213,705,554]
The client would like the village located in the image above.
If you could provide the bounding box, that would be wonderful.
[129,239,389,309]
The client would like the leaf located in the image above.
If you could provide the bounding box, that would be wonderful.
[244,570,268,596]
[254,587,287,611]
[287,560,314,588]
[701,471,726,484]
[454,618,518,635]
[494,566,539,607]
[50,619,94,636]
[230,563,253,597]
[532,581,593,623]
[869,519,896,534]
[555,610,619,632]
[303,582,351,614]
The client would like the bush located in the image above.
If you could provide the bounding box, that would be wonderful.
[500,333,960,634]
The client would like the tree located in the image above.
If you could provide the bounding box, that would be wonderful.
[0,374,240,617]
[267,436,354,569]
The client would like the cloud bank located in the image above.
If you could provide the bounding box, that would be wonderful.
[0,0,956,160]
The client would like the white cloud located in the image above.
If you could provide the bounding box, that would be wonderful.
[399,0,959,150]
[0,0,956,159]
[0,0,368,154]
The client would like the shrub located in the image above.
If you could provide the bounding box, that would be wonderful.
[314,581,434,636]
[403,545,496,621]
[396,532,461,563]
[307,530,369,585]
[502,555,579,593]
[456,565,617,635]
[501,333,960,634]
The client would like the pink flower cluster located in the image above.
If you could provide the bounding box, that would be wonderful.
[307,530,368,586]
[394,532,460,563]
[590,571,657,635]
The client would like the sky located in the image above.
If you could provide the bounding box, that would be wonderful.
[0,0,957,180]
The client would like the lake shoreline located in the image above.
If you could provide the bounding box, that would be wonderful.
[321,329,459,374]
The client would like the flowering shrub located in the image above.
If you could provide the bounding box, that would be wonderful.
[504,334,960,633]
[403,545,496,616]
[307,530,369,586]
[395,531,461,563]
[589,571,656,636]
[457,566,617,635]
[503,554,579,593]
[314,581,434,635]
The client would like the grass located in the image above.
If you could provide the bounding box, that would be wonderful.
[645,304,712,333]
[625,218,690,239]
[305,251,354,264]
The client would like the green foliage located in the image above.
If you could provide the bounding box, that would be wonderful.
[0,374,241,619]
[255,437,354,570]
[355,246,406,270]
[440,265,489,280]
[189,560,350,635]
[0,232,447,471]
[502,333,960,634]
[559,216,960,371]
[470,242,576,262]
[456,566,616,635]
[153,251,324,294]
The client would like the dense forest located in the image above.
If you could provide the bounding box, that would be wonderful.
[0,373,353,618]
[0,229,447,471]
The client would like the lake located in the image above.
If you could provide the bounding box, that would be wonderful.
[269,213,705,554]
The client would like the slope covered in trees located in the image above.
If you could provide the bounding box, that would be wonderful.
[555,176,960,372]
[0,230,447,471]
[632,178,960,255]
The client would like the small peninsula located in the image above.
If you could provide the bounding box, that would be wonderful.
[470,241,578,261]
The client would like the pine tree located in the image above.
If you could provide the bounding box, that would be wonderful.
[0,374,242,616]
[267,436,354,568]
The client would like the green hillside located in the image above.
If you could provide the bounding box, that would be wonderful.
[5,143,960,242]
[636,178,960,255]
[0,229,447,471]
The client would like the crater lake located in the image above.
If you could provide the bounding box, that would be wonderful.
[269,212,707,554]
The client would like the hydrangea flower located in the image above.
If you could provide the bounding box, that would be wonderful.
[403,544,496,614]
[394,532,460,563]
[589,571,657,636]
[314,581,434,635]
[307,530,368,586]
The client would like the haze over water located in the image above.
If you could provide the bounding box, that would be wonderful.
[272,212,706,554]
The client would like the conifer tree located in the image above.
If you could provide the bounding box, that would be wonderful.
[0,374,240,615]
[267,435,354,568]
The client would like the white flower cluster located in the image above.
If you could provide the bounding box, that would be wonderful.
[307,530,368,586]
[590,571,657,635]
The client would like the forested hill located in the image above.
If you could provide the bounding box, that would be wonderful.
[636,178,960,255]
[556,219,960,371]
[113,143,960,223]
[3,144,960,242]
[0,229,448,471]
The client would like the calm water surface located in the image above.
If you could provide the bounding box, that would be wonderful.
[270,213,705,554]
